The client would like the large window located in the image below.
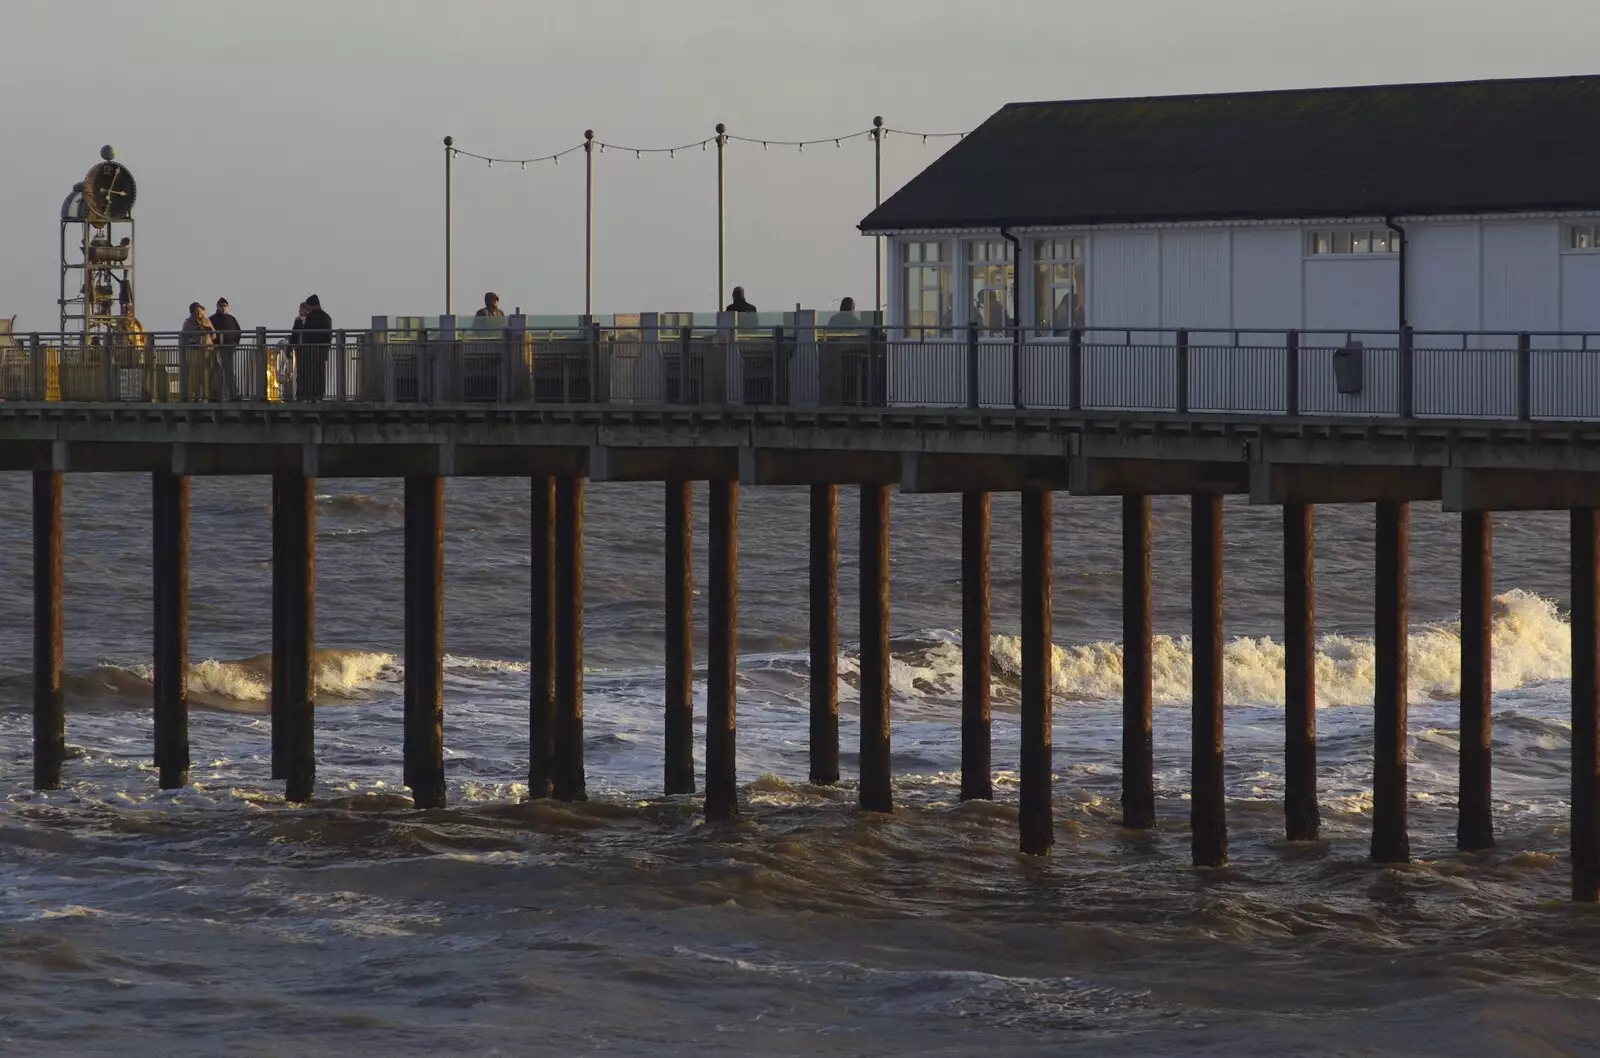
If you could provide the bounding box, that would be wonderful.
[901,241,953,335]
[1033,237,1085,333]
[967,239,1014,335]
[1566,224,1600,252]
[1306,228,1396,255]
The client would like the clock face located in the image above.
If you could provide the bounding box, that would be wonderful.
[84,161,136,221]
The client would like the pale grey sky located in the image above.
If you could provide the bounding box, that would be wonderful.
[2,0,1596,331]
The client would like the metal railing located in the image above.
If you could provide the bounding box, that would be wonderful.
[6,324,1600,421]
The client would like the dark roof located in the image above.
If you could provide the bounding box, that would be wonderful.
[860,74,1600,232]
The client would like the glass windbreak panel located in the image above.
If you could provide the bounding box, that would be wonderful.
[526,314,586,331]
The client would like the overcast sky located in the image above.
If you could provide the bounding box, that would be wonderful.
[2,0,1597,332]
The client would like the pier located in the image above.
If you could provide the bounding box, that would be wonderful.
[8,323,1600,901]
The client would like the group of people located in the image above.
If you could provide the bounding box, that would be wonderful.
[726,287,866,330]
[177,295,332,400]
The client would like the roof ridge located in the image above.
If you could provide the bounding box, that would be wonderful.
[998,71,1600,111]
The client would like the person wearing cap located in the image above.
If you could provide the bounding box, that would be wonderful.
[475,292,504,318]
[178,301,215,400]
[298,294,332,401]
[210,297,241,400]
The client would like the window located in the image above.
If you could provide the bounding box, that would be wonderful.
[1306,228,1395,255]
[966,239,1014,335]
[1567,224,1600,252]
[901,241,953,335]
[1033,237,1085,333]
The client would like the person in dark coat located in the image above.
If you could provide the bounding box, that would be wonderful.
[210,297,241,399]
[299,294,332,401]
[725,286,756,314]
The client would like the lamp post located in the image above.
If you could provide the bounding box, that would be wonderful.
[873,116,884,319]
[584,130,595,318]
[715,123,728,309]
[443,136,454,316]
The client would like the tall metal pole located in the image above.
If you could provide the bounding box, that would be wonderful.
[584,130,595,319]
[715,123,728,309]
[873,116,884,318]
[443,136,454,316]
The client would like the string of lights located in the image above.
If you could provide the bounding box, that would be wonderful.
[448,122,969,167]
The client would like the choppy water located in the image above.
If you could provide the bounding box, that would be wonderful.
[3,475,1599,1056]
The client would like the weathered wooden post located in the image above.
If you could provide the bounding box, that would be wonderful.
[1122,494,1154,829]
[403,476,445,809]
[1191,493,1227,866]
[279,473,316,803]
[271,476,286,781]
[1571,508,1600,902]
[554,476,587,802]
[859,483,892,813]
[1459,510,1494,850]
[665,480,696,795]
[152,470,190,790]
[809,483,840,785]
[1284,502,1319,840]
[528,476,556,798]
[961,491,992,801]
[706,480,739,819]
[33,470,65,790]
[1372,500,1411,863]
[1020,488,1054,854]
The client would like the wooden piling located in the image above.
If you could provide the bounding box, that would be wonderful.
[1191,493,1227,867]
[33,471,64,790]
[1372,500,1411,864]
[859,483,893,813]
[152,471,190,790]
[1459,510,1494,851]
[1571,508,1600,902]
[281,473,316,804]
[705,480,739,819]
[665,480,696,795]
[271,475,286,781]
[961,491,992,801]
[1283,502,1320,841]
[1121,494,1154,829]
[809,484,840,785]
[553,476,587,802]
[1020,489,1055,855]
[529,476,556,799]
[403,476,445,809]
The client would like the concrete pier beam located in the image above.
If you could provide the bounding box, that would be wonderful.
[961,492,992,802]
[665,480,696,795]
[705,480,739,820]
[152,470,190,791]
[1191,493,1227,867]
[553,476,587,803]
[32,471,64,790]
[1372,500,1411,864]
[809,484,840,786]
[1020,488,1055,855]
[1283,502,1320,842]
[1458,511,1495,851]
[859,484,893,813]
[529,476,556,799]
[1122,494,1155,830]
[403,476,445,809]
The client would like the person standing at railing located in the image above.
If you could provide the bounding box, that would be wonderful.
[725,287,757,314]
[827,297,862,329]
[210,297,241,400]
[178,302,215,401]
[298,294,332,401]
[475,292,505,318]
